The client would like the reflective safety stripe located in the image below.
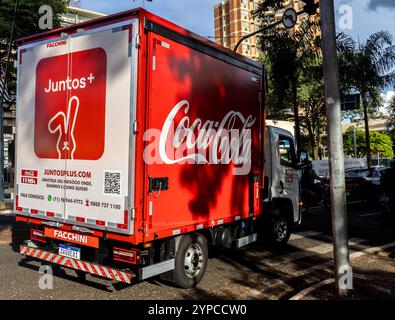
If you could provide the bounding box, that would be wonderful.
[19,245,133,284]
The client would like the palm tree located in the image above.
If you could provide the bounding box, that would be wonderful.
[337,31,395,168]
[257,18,320,154]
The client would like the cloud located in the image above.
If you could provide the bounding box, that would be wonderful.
[367,0,395,11]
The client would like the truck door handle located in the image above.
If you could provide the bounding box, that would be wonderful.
[279,181,284,194]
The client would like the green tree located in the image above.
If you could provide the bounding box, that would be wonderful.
[0,0,68,105]
[253,1,321,154]
[343,127,394,159]
[386,95,395,145]
[337,31,395,168]
[298,64,327,159]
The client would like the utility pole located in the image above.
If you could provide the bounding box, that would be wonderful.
[0,0,18,203]
[320,0,351,295]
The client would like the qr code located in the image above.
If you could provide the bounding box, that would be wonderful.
[104,171,121,195]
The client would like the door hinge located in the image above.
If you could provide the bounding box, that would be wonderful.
[135,33,141,49]
[131,208,136,219]
[132,120,138,134]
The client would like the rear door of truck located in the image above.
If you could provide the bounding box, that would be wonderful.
[15,19,139,235]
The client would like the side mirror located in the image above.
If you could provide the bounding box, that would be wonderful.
[295,151,310,170]
[299,151,308,163]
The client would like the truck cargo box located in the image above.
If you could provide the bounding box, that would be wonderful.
[15,8,303,287]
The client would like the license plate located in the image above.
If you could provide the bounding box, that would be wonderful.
[58,244,81,260]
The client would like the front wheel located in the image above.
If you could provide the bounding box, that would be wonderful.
[265,209,292,248]
[174,233,208,288]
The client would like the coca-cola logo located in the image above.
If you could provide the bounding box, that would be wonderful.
[144,100,255,175]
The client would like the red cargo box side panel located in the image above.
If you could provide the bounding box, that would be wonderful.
[142,30,262,241]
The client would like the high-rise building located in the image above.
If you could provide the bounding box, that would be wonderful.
[214,0,317,59]
[214,0,261,59]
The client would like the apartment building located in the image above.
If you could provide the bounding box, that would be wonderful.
[214,0,261,59]
[214,0,316,59]
[61,6,106,27]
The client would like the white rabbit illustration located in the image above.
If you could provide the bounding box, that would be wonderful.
[48,96,80,159]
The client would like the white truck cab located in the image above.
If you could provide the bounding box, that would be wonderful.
[262,125,302,245]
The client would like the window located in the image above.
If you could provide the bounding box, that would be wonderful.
[241,9,249,19]
[345,170,359,177]
[242,21,250,31]
[278,135,296,167]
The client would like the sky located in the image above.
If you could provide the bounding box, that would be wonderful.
[79,0,395,100]
[79,0,395,42]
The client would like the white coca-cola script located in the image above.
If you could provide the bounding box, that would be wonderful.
[144,100,256,175]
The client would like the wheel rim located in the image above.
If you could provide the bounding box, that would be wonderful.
[273,218,288,242]
[184,243,204,278]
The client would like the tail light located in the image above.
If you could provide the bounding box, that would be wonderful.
[31,229,47,243]
[113,247,141,265]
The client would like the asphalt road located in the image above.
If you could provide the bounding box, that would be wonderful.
[1,202,395,300]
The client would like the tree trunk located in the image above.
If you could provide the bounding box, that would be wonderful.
[305,117,316,160]
[361,92,371,169]
[316,117,322,160]
[292,78,301,156]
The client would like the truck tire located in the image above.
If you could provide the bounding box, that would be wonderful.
[174,233,208,288]
[265,209,292,248]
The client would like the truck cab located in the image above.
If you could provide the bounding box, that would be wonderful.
[263,126,302,245]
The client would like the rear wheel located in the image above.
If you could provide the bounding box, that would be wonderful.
[174,233,208,288]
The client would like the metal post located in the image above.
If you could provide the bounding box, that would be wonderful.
[353,126,357,158]
[0,0,19,201]
[320,0,350,296]
[233,20,282,53]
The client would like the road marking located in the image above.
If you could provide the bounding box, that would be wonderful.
[350,240,395,258]
[263,238,368,267]
[244,240,395,300]
[289,278,334,300]
[359,212,381,217]
[290,231,323,241]
[289,274,369,300]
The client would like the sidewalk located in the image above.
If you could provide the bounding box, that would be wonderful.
[0,187,15,213]
[0,204,14,246]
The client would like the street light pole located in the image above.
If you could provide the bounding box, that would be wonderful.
[233,20,283,53]
[320,0,351,295]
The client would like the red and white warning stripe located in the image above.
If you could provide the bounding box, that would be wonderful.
[20,245,133,284]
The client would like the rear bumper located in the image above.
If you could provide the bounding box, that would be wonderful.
[20,245,134,284]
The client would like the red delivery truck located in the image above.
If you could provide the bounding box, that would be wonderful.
[15,8,301,288]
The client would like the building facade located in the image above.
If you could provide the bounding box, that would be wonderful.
[61,6,106,27]
[214,0,315,59]
[214,0,260,59]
